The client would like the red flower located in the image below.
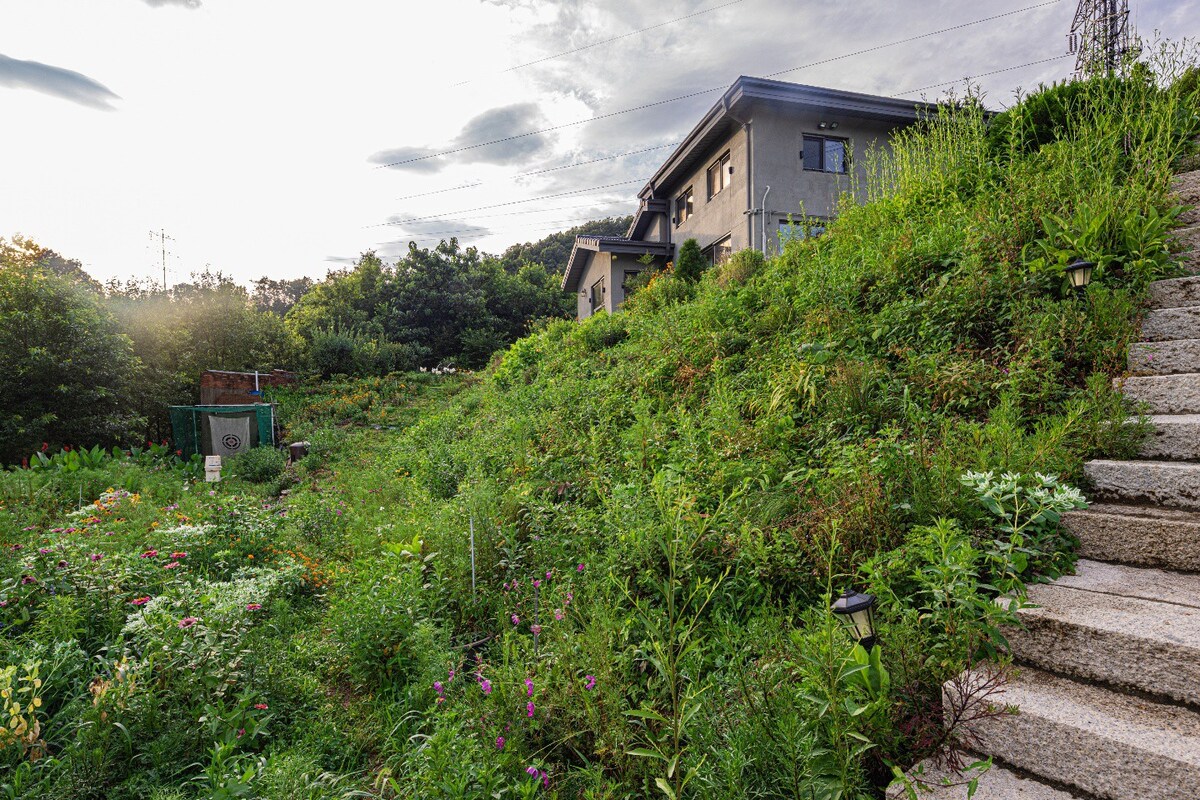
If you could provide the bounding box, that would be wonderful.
[169,552,187,559]
[131,596,151,606]
[177,616,199,629]
[246,603,262,611]
[253,703,268,710]
[140,550,158,558]
[41,442,49,453]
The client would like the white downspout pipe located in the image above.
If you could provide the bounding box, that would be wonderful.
[761,186,771,258]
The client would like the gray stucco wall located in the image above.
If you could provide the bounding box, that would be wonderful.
[575,251,612,319]
[654,103,905,262]
[668,124,750,257]
[750,103,899,256]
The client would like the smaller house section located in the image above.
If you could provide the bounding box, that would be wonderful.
[199,369,297,405]
[563,235,671,318]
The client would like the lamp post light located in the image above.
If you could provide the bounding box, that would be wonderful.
[831,588,878,650]
[1065,258,1096,292]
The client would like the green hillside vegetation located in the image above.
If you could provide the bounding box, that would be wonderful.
[0,58,1198,799]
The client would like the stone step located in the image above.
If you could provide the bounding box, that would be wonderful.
[952,665,1200,800]
[1149,275,1200,309]
[887,759,1074,799]
[1142,305,1200,341]
[1175,169,1200,225]
[1128,338,1200,375]
[1181,250,1200,276]
[1084,459,1200,510]
[1173,223,1200,253]
[1004,560,1200,706]
[1065,502,1200,570]
[1139,414,1200,460]
[1120,372,1200,414]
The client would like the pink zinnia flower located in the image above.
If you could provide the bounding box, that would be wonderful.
[163,561,180,569]
[178,616,198,629]
[254,703,268,710]
[554,609,564,621]
[530,624,542,636]
[246,603,262,611]
[38,548,49,555]
[169,552,187,559]
[20,575,36,585]
[131,596,151,606]
[140,550,158,558]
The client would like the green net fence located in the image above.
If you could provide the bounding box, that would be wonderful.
[168,404,275,458]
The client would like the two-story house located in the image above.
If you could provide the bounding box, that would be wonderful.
[562,75,923,319]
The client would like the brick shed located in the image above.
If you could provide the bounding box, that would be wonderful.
[199,369,298,405]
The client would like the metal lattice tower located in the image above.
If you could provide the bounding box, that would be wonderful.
[1068,0,1139,77]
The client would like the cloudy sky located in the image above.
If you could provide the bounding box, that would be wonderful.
[1,0,1196,285]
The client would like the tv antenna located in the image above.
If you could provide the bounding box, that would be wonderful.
[1068,0,1139,77]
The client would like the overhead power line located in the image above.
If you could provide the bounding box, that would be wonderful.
[452,0,747,86]
[394,142,680,202]
[900,53,1073,95]
[374,0,1065,170]
[392,199,631,226]
[373,179,643,227]
[383,215,628,243]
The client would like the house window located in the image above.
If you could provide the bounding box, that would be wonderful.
[589,276,606,314]
[706,151,732,199]
[779,218,826,246]
[705,235,732,266]
[802,135,848,173]
[675,187,694,225]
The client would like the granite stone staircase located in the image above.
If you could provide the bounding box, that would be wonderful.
[891,169,1200,799]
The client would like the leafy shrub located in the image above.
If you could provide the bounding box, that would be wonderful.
[232,446,287,484]
[674,238,705,283]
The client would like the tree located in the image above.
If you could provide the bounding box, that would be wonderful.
[0,254,143,463]
[108,269,302,440]
[497,216,632,274]
[251,276,314,315]
[675,238,705,283]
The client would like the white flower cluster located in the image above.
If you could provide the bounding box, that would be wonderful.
[419,365,458,375]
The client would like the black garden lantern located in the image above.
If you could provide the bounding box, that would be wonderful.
[1065,258,1096,291]
[831,588,877,650]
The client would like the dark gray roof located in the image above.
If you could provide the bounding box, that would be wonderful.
[561,237,671,291]
[639,75,927,201]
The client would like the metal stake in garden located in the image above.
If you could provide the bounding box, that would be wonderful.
[1068,0,1139,78]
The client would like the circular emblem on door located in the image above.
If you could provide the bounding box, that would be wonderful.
[222,434,243,450]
